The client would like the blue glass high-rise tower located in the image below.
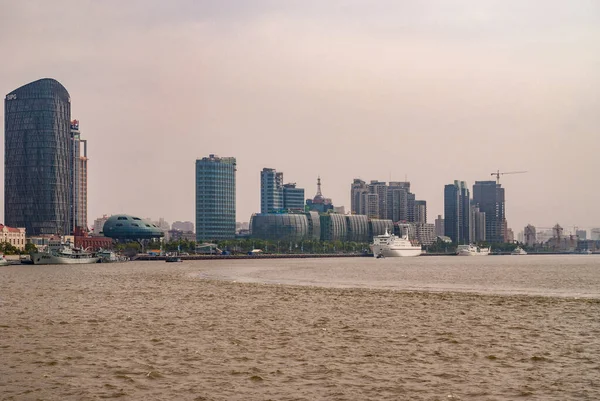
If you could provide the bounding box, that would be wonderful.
[4,78,72,235]
[195,154,236,241]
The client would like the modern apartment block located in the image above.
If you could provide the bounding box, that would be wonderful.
[5,78,72,235]
[282,183,305,211]
[473,180,505,243]
[260,168,283,213]
[444,180,471,244]
[350,179,423,223]
[260,168,304,213]
[196,154,236,241]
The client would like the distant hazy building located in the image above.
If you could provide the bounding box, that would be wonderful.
[470,204,486,242]
[333,206,346,215]
[70,119,88,233]
[444,180,471,244]
[351,179,414,222]
[93,215,110,235]
[473,181,505,243]
[591,228,600,241]
[364,193,379,219]
[576,229,587,240]
[506,228,514,243]
[196,154,236,241]
[5,78,72,235]
[524,224,537,246]
[434,215,445,237]
[414,200,427,224]
[172,221,194,232]
[167,229,196,242]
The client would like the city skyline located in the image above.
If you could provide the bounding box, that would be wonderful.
[1,1,599,233]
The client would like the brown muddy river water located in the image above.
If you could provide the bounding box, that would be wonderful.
[1,256,599,400]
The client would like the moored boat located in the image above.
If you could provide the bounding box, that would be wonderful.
[511,246,527,255]
[96,249,128,263]
[456,244,490,256]
[370,229,422,258]
[0,254,8,266]
[31,241,99,265]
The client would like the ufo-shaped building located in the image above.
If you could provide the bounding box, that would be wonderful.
[102,215,164,240]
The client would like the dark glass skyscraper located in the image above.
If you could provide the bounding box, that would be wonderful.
[5,78,72,235]
[473,181,505,243]
[444,180,470,244]
[195,154,236,241]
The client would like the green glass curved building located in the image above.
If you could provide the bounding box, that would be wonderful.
[102,215,164,240]
[5,78,72,235]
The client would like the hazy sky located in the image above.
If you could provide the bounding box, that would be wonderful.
[1,1,599,234]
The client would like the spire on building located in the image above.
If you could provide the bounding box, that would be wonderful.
[315,176,323,199]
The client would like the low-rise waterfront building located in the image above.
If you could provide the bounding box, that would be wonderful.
[0,224,26,251]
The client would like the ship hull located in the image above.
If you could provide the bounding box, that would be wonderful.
[31,252,99,265]
[457,250,490,256]
[370,245,422,257]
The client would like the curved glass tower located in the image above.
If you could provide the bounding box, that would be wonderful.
[4,78,72,235]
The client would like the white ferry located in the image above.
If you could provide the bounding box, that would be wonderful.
[511,246,527,255]
[456,244,490,256]
[31,241,99,265]
[370,229,422,258]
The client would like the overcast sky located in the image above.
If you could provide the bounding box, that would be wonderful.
[1,1,599,234]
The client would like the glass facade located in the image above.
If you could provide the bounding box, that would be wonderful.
[320,213,348,241]
[250,213,310,241]
[473,181,505,243]
[4,78,72,235]
[369,219,394,237]
[444,181,471,244]
[345,214,369,242]
[196,155,236,241]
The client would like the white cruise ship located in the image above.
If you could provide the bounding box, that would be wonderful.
[370,229,422,258]
[456,244,490,256]
[31,241,99,265]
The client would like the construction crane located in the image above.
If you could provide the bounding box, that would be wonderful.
[491,170,527,185]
